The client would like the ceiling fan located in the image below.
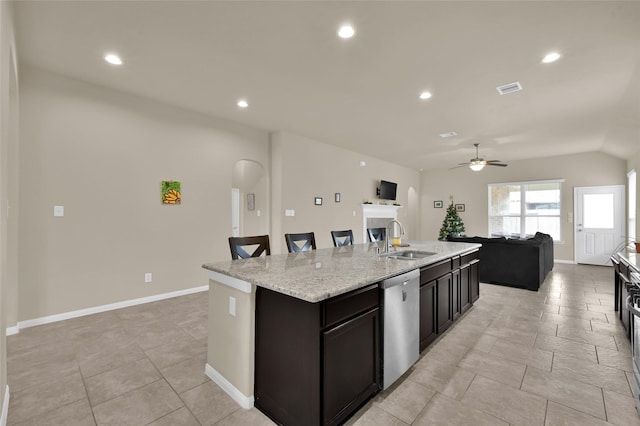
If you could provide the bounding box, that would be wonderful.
[452,143,508,171]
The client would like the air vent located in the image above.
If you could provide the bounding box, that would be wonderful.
[496,81,523,95]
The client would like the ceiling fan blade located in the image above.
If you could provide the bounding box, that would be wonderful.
[487,163,508,167]
[485,160,502,163]
[457,162,471,166]
[448,165,468,170]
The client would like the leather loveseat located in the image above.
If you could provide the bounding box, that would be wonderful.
[447,232,553,291]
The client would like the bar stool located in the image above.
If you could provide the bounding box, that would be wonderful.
[331,230,354,247]
[367,227,386,242]
[284,232,316,253]
[228,235,271,260]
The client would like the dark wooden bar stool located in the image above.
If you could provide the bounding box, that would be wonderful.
[367,227,386,242]
[229,235,271,260]
[331,230,354,247]
[284,232,316,253]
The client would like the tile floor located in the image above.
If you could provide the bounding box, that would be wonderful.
[7,263,640,425]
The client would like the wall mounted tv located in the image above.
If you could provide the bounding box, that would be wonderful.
[377,180,398,200]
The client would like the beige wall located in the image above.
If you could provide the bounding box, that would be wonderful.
[629,149,640,239]
[420,151,627,262]
[0,0,17,411]
[17,67,269,321]
[270,131,421,254]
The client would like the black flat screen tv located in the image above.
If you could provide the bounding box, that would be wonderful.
[377,180,397,200]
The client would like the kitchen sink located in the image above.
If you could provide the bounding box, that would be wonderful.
[380,250,436,260]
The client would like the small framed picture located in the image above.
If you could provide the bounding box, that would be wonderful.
[247,193,255,211]
[434,200,443,208]
[335,193,341,203]
[314,197,323,206]
[455,204,465,212]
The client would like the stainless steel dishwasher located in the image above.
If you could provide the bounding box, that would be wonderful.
[380,269,420,390]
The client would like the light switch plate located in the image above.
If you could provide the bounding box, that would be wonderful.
[229,296,236,316]
[53,206,64,217]
[285,209,295,217]
[144,273,152,283]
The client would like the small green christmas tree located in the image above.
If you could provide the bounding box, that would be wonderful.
[438,198,466,241]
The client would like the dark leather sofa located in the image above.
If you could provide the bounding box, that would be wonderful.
[447,232,553,291]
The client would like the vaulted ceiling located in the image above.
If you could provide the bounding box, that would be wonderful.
[13,1,640,171]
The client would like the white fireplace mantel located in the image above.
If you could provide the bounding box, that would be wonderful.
[361,204,402,242]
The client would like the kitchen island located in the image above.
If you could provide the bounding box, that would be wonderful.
[202,240,481,425]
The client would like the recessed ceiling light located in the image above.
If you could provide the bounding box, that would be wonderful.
[439,131,457,138]
[359,161,366,167]
[237,100,249,108]
[419,91,432,100]
[104,54,122,65]
[337,24,355,39]
[542,52,561,63]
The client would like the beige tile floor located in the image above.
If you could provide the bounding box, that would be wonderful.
[7,263,640,425]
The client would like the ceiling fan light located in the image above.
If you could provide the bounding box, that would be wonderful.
[469,160,486,171]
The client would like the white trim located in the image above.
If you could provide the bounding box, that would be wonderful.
[554,259,576,264]
[205,363,254,409]
[1,385,9,426]
[488,178,565,187]
[13,285,208,331]
[5,326,19,336]
[207,271,252,294]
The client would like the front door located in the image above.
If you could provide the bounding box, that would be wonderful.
[574,185,625,265]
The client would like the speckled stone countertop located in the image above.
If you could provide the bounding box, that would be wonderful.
[618,249,640,274]
[202,241,481,303]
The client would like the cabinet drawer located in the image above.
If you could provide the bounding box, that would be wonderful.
[421,259,452,284]
[323,285,379,328]
[461,250,479,265]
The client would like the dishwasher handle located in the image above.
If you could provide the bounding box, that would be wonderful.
[379,269,420,289]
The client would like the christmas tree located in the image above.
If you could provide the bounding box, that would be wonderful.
[438,198,466,241]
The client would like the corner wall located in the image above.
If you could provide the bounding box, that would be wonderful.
[420,151,627,262]
[271,131,420,254]
[17,66,270,322]
[629,149,640,238]
[0,0,17,416]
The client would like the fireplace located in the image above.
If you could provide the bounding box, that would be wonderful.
[361,204,401,243]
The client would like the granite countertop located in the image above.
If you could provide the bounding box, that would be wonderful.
[202,241,481,303]
[618,248,640,274]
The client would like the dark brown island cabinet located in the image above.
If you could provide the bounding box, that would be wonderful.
[420,250,480,350]
[254,249,480,426]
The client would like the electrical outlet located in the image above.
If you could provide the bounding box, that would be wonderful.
[144,273,152,283]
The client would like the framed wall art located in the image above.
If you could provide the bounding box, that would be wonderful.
[434,200,443,208]
[161,181,181,205]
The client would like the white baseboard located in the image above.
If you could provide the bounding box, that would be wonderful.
[554,259,576,264]
[8,285,208,333]
[1,385,9,426]
[5,326,19,336]
[205,363,254,409]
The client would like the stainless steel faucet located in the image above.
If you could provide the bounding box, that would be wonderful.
[384,219,405,253]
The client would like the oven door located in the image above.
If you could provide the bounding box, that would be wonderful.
[626,295,640,415]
